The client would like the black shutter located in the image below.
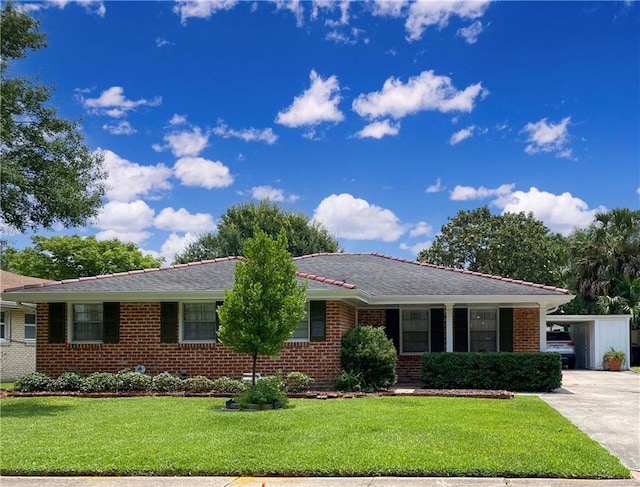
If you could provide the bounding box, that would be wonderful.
[103,302,120,343]
[160,302,179,343]
[499,308,514,352]
[430,308,445,352]
[48,303,66,343]
[385,309,400,352]
[454,308,468,352]
[310,301,326,342]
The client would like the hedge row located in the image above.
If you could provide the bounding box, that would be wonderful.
[14,370,314,394]
[421,352,562,392]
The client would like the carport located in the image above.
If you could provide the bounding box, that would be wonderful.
[545,314,631,370]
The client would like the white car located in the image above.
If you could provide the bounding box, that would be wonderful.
[546,331,576,369]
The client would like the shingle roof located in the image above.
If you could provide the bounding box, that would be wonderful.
[1,253,570,299]
[0,270,54,292]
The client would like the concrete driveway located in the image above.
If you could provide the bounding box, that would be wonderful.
[538,370,640,474]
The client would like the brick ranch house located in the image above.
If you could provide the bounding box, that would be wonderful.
[1,253,574,386]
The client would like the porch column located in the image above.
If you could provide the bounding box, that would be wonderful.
[445,304,454,352]
[539,302,547,351]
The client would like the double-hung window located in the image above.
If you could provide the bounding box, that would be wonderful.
[289,301,326,342]
[72,304,103,342]
[0,311,8,341]
[24,313,36,341]
[401,309,429,353]
[182,303,217,342]
[469,308,498,352]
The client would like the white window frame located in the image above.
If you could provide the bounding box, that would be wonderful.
[400,307,430,355]
[0,310,9,342]
[180,302,218,343]
[68,303,104,344]
[288,302,310,343]
[468,307,499,352]
[24,313,36,342]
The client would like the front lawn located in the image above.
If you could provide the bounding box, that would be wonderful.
[0,396,629,478]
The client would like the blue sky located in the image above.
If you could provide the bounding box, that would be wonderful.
[5,0,640,263]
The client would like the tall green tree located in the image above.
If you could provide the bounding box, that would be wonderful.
[173,201,340,263]
[217,230,307,385]
[418,206,566,286]
[3,235,163,280]
[1,3,105,231]
[568,208,640,326]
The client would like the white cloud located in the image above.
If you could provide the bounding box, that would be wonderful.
[174,157,234,189]
[155,37,174,47]
[405,0,491,42]
[102,120,136,135]
[371,0,408,18]
[409,221,433,237]
[100,149,172,203]
[400,241,431,256]
[251,185,300,203]
[276,70,344,128]
[637,187,640,196]
[523,116,573,158]
[93,200,155,244]
[159,232,199,264]
[313,193,405,242]
[426,178,444,193]
[173,0,238,24]
[169,114,187,126]
[352,70,485,120]
[457,20,485,44]
[450,183,515,201]
[154,207,216,233]
[213,123,278,144]
[159,127,209,157]
[354,119,400,139]
[449,125,475,145]
[80,86,161,118]
[273,0,305,27]
[493,187,604,235]
[19,0,106,16]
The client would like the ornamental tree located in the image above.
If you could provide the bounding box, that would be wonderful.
[217,229,307,385]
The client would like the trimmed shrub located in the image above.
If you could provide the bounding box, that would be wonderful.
[421,352,562,392]
[333,370,363,392]
[82,372,119,392]
[151,372,183,392]
[211,376,246,394]
[51,371,84,391]
[183,376,215,393]
[237,372,287,407]
[340,325,397,391]
[117,371,152,391]
[15,372,53,392]
[285,371,314,392]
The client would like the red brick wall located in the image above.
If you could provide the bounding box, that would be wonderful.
[357,309,386,326]
[36,301,356,387]
[513,308,540,351]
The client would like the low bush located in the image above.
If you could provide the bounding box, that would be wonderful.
[340,325,397,391]
[82,372,119,393]
[151,372,183,392]
[117,371,152,391]
[333,370,362,392]
[285,371,314,392]
[211,376,246,394]
[183,376,215,393]
[15,372,53,392]
[50,371,84,391]
[421,352,562,392]
[236,373,287,407]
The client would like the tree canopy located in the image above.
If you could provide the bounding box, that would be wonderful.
[417,206,566,286]
[173,200,340,263]
[0,3,105,232]
[217,230,307,384]
[2,235,163,280]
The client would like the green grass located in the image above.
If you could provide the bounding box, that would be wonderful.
[0,396,629,479]
[0,382,14,390]
[631,366,640,374]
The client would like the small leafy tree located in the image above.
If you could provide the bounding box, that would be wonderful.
[217,229,307,385]
[340,325,397,391]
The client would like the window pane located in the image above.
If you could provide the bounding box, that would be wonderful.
[25,314,36,325]
[402,309,429,353]
[0,324,5,339]
[291,311,309,340]
[470,308,497,352]
[183,303,216,341]
[73,304,103,341]
[25,325,36,340]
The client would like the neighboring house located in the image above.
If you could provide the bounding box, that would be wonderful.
[0,270,55,381]
[0,253,574,385]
